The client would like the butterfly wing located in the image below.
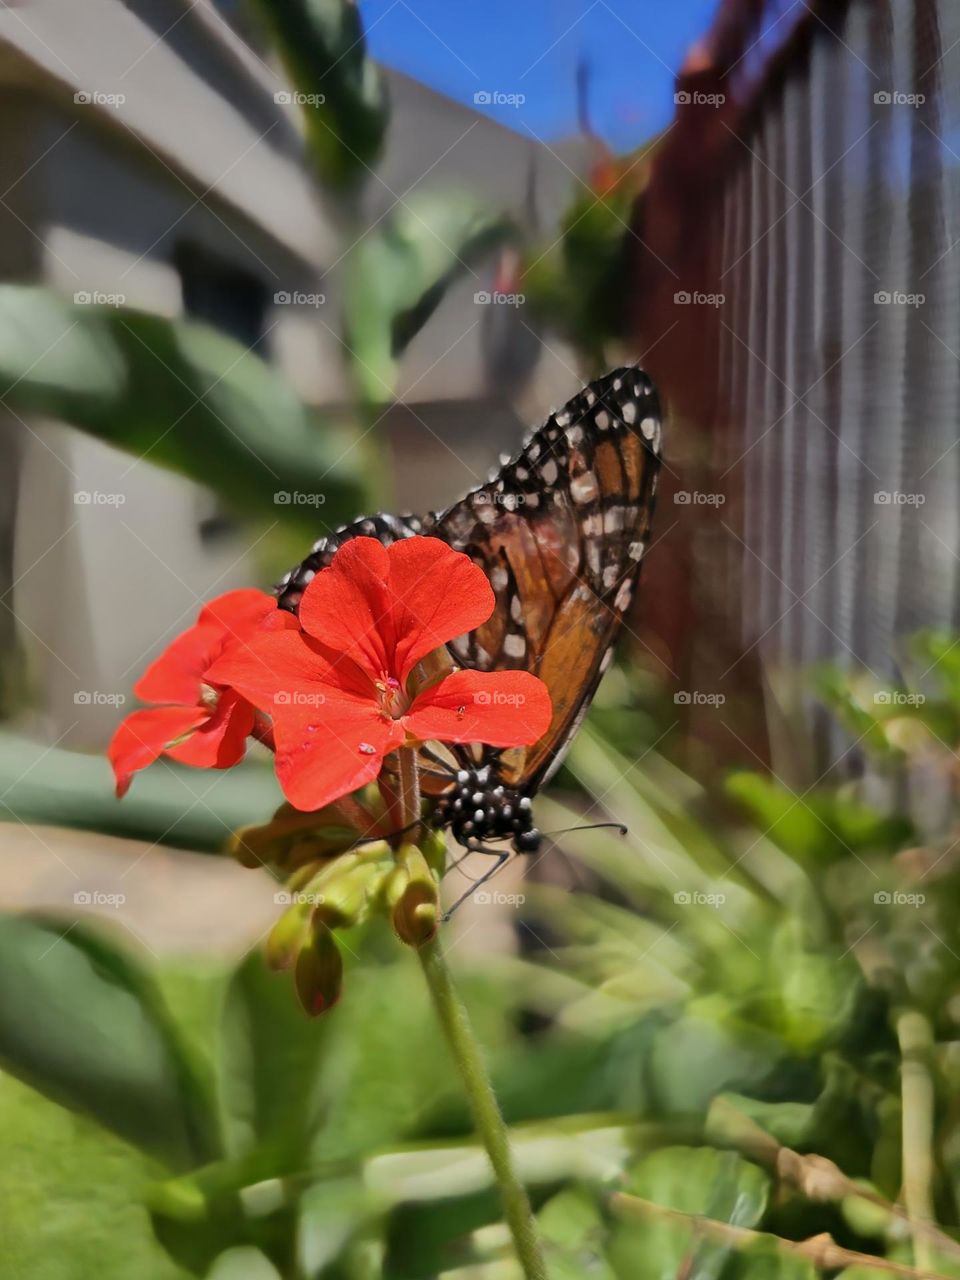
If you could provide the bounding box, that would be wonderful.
[427,365,662,793]
[276,513,426,612]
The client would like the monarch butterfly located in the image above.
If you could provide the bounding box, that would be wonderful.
[278,366,662,876]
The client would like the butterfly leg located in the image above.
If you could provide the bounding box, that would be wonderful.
[445,843,485,881]
[442,847,512,921]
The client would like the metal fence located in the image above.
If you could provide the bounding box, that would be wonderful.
[635,0,960,775]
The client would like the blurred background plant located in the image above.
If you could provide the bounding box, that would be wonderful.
[9,635,960,1279]
[3,0,960,1276]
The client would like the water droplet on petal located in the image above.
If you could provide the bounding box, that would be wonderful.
[358,742,376,755]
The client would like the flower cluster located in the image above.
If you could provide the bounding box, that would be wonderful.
[110,536,552,1010]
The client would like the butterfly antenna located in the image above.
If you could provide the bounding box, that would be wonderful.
[541,821,628,839]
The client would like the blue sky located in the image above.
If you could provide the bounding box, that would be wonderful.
[358,0,721,152]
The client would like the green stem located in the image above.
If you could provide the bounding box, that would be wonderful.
[418,936,548,1280]
[897,1008,937,1270]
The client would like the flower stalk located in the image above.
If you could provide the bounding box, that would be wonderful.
[395,743,546,1279]
[418,936,548,1280]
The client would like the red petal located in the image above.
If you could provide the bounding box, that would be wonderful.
[207,630,374,717]
[136,592,290,708]
[386,537,496,684]
[298,538,392,680]
[298,536,495,685]
[134,623,222,706]
[404,670,552,747]
[273,707,404,812]
[197,588,280,636]
[165,689,255,769]
[108,705,208,797]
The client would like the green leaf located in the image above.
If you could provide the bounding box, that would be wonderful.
[0,732,281,852]
[343,192,514,401]
[610,1147,770,1280]
[0,286,368,529]
[725,772,911,865]
[250,0,388,185]
[219,949,331,1164]
[0,914,220,1169]
[0,1069,191,1280]
[538,1186,618,1280]
[148,1155,299,1280]
[763,920,862,1052]
[648,996,791,1116]
[297,1177,377,1277]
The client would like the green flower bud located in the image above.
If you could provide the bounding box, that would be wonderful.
[295,926,343,1016]
[389,843,440,947]
[265,898,312,971]
[312,859,393,930]
[420,827,449,877]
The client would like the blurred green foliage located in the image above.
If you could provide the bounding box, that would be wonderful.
[4,643,960,1276]
[0,286,369,533]
[344,193,515,403]
[249,0,389,186]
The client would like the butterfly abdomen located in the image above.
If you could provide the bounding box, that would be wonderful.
[433,768,541,854]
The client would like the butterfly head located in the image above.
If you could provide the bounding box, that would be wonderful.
[433,767,542,855]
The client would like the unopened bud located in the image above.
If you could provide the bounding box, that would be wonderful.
[420,827,449,877]
[295,926,343,1016]
[312,859,392,930]
[265,898,312,971]
[389,843,440,947]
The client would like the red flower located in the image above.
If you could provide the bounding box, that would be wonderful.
[109,589,293,797]
[209,537,552,812]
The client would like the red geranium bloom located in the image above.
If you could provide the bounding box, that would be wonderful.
[109,589,294,797]
[208,537,552,812]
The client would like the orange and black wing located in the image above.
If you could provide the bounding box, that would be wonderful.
[426,365,662,793]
